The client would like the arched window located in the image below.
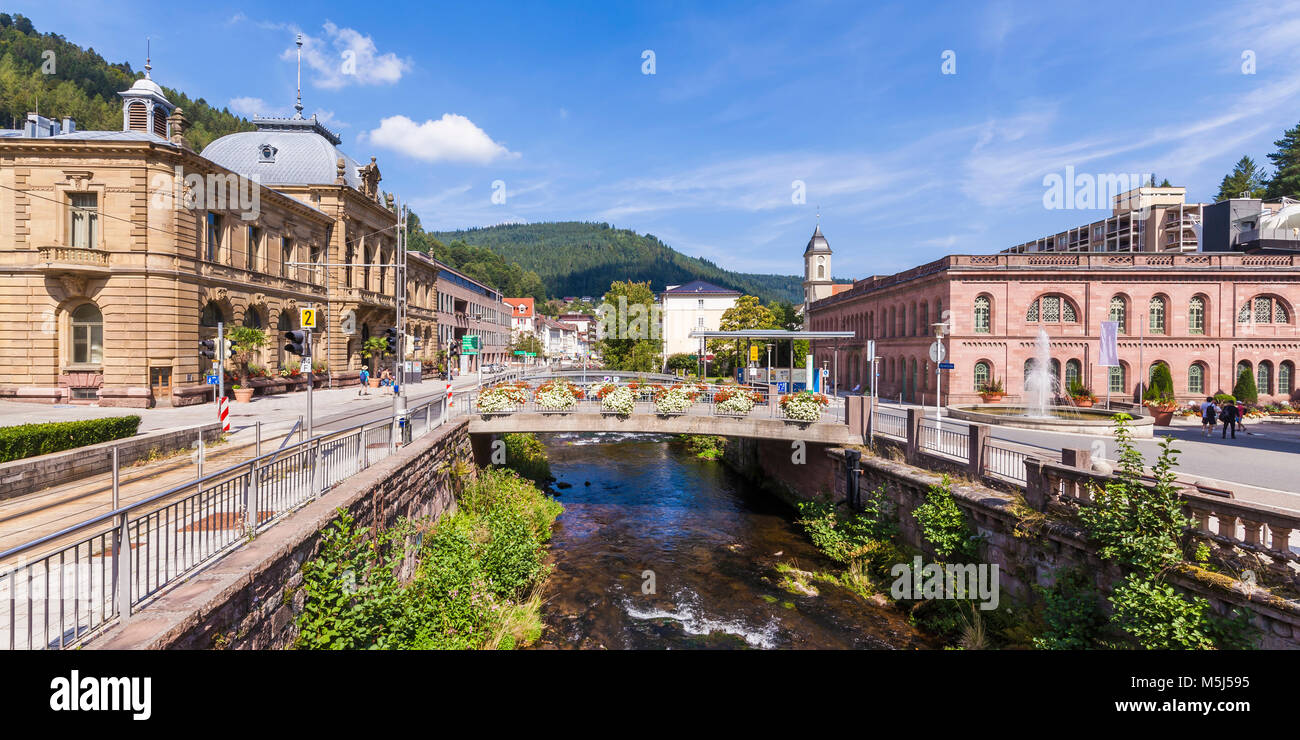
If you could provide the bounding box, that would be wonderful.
[127,101,147,132]
[1109,295,1127,334]
[70,303,103,365]
[974,295,991,333]
[1189,363,1205,394]
[243,307,263,330]
[1109,363,1126,394]
[919,302,929,335]
[200,301,224,327]
[974,360,991,391]
[1026,294,1078,323]
[1281,361,1295,396]
[1148,296,1167,334]
[1065,359,1082,390]
[1236,360,1252,386]
[1050,358,1061,387]
[1258,361,1273,395]
[817,256,825,279]
[1239,296,1291,324]
[1188,296,1205,335]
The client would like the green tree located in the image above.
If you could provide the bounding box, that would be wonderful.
[1143,362,1175,405]
[1233,365,1258,403]
[1265,121,1300,200]
[226,326,267,387]
[509,332,543,357]
[707,295,776,375]
[594,280,662,371]
[1216,155,1269,200]
[665,352,696,374]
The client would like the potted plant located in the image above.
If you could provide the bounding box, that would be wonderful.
[476,383,527,414]
[779,390,830,421]
[1068,379,1097,408]
[653,384,697,415]
[978,377,1005,403]
[226,326,267,403]
[361,336,388,387]
[600,385,636,416]
[1143,363,1178,425]
[535,379,579,412]
[714,386,760,416]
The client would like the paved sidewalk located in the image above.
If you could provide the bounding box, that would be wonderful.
[0,372,494,433]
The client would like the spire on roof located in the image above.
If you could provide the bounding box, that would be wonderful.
[144,37,151,79]
[293,33,305,119]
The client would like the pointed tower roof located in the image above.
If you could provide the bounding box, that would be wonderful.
[804,224,831,255]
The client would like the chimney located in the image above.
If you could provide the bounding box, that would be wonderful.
[62,116,75,134]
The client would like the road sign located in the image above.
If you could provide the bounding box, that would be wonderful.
[928,341,946,363]
[525,352,537,357]
[939,362,955,370]
[461,335,480,354]
[514,350,526,355]
[300,359,312,374]
[205,374,218,385]
[300,307,317,329]
[749,345,760,363]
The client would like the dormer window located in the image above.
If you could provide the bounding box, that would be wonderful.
[258,145,277,163]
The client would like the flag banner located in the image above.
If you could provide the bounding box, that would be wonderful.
[1099,321,1119,366]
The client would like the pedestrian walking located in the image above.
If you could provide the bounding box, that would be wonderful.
[1236,400,1248,433]
[358,367,370,395]
[1220,398,1237,439]
[1201,396,1217,437]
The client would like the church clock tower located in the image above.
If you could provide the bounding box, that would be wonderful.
[802,223,832,314]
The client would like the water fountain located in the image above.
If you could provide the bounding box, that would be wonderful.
[946,328,1153,437]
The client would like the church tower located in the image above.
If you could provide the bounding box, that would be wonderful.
[802,223,832,313]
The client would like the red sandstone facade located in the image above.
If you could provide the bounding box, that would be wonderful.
[808,252,1300,406]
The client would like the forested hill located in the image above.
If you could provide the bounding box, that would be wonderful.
[0,13,254,150]
[429,222,824,304]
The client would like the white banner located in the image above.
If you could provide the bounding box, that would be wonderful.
[1098,321,1119,366]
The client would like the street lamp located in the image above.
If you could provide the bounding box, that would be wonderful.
[931,321,947,419]
[765,343,773,385]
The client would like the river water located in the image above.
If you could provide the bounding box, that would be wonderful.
[531,433,931,650]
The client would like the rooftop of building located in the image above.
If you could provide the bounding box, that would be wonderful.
[660,280,741,296]
[504,297,535,318]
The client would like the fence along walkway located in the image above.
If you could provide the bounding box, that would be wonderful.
[0,395,447,650]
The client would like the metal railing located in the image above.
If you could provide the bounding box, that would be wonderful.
[983,442,1030,485]
[0,395,448,650]
[919,420,968,459]
[874,407,908,440]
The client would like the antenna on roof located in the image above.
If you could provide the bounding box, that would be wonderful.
[145,37,152,79]
[294,33,304,119]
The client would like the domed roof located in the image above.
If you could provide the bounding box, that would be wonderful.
[202,115,362,188]
[804,224,831,255]
[126,76,166,98]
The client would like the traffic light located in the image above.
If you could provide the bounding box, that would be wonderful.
[199,339,217,360]
[224,339,237,360]
[284,330,311,357]
[384,327,398,355]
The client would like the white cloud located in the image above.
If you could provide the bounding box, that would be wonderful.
[367,114,518,164]
[228,96,269,117]
[285,22,411,89]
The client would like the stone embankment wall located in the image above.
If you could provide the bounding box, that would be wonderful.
[93,419,474,650]
[722,436,1300,650]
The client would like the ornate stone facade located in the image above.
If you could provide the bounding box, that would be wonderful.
[808,252,1300,406]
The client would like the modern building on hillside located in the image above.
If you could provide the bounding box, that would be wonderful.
[658,280,741,362]
[0,63,506,405]
[807,196,1300,406]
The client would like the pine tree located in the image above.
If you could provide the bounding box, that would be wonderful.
[1265,121,1300,199]
[1216,156,1268,200]
[1233,366,1258,404]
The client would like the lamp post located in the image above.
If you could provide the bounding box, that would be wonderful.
[931,321,947,420]
[765,343,773,385]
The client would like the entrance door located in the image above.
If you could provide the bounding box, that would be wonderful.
[150,366,172,406]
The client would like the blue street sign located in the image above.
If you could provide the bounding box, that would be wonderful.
[777,382,789,393]
[205,375,218,385]
[939,362,955,370]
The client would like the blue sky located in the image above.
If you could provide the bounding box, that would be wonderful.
[11,0,1300,279]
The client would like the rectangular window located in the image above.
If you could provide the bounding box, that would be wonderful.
[72,324,103,364]
[282,237,293,278]
[310,245,322,283]
[69,193,98,248]
[247,226,261,271]
[205,213,223,262]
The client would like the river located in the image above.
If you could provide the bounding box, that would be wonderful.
[531,433,931,649]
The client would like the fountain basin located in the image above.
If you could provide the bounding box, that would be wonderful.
[947,405,1154,437]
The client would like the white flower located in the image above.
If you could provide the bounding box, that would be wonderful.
[601,386,635,415]
[477,384,526,413]
[781,392,825,421]
[654,387,693,414]
[716,392,756,415]
[537,381,578,411]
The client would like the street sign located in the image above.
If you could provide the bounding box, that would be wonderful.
[525,352,537,357]
[928,341,946,363]
[514,350,526,355]
[300,359,312,374]
[939,362,955,370]
[300,308,317,329]
[461,335,480,354]
[749,345,759,363]
[205,374,218,385]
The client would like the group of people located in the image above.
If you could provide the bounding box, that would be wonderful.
[1199,397,1249,439]
[356,366,394,396]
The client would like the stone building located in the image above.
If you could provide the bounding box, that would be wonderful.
[0,66,500,406]
[808,250,1300,406]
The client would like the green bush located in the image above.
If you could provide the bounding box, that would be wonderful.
[0,415,141,463]
[498,433,551,483]
[1233,367,1258,403]
[1032,568,1112,649]
[912,475,979,561]
[1213,393,1236,404]
[1143,362,1175,405]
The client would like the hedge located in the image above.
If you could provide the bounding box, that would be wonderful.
[0,415,142,464]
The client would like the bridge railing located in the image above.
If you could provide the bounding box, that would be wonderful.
[0,394,449,651]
